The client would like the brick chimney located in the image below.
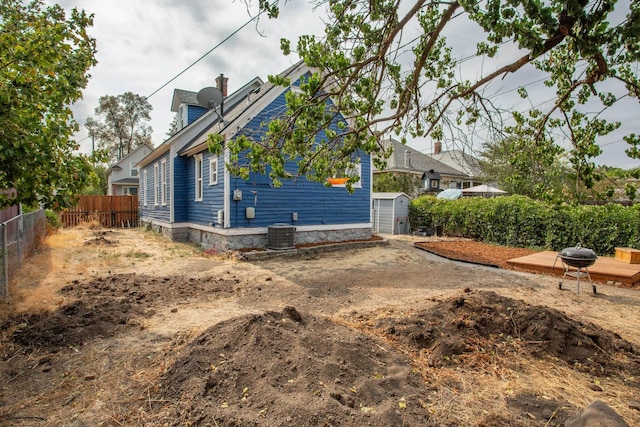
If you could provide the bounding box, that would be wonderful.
[433,141,442,155]
[216,74,228,97]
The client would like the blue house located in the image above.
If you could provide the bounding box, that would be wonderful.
[138,62,372,251]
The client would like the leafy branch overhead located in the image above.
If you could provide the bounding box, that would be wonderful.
[0,0,97,209]
[235,0,639,183]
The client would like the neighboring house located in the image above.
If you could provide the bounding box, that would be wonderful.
[138,61,372,251]
[431,141,484,187]
[106,143,154,195]
[373,139,474,194]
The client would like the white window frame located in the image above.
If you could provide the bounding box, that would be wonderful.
[195,154,203,201]
[143,170,148,206]
[153,163,159,205]
[130,161,139,177]
[333,164,362,189]
[161,159,167,205]
[209,157,218,186]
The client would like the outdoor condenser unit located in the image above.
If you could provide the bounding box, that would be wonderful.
[267,224,295,250]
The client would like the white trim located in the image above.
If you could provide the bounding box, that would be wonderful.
[143,169,148,206]
[144,220,372,236]
[209,156,218,186]
[130,161,139,177]
[161,159,167,205]
[369,156,373,224]
[333,164,362,189]
[223,147,230,228]
[194,154,203,201]
[153,163,159,205]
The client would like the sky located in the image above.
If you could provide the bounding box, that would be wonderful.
[54,0,639,170]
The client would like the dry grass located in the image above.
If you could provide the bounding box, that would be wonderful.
[3,227,639,426]
[337,307,640,426]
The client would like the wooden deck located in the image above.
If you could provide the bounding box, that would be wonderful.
[507,251,640,285]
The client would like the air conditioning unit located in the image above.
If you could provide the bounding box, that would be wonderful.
[268,224,295,250]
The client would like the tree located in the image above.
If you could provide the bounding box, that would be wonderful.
[81,165,108,195]
[480,132,566,202]
[0,0,97,209]
[373,172,422,196]
[85,92,153,164]
[224,0,639,186]
[166,114,180,138]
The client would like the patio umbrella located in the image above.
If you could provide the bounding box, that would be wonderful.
[462,184,507,197]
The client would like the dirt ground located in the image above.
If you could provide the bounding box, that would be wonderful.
[0,226,639,426]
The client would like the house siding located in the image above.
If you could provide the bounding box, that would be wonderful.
[187,105,208,125]
[226,86,370,228]
[140,65,373,251]
[172,155,189,223]
[184,151,225,226]
[139,152,170,223]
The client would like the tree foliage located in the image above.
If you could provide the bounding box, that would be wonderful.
[480,134,566,202]
[86,92,153,164]
[237,0,639,183]
[0,0,96,209]
[373,172,422,196]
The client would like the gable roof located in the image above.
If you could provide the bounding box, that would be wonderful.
[138,76,264,168]
[432,149,483,178]
[171,89,200,112]
[181,61,308,157]
[107,142,154,176]
[374,139,466,178]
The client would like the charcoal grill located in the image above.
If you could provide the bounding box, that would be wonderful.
[553,245,598,296]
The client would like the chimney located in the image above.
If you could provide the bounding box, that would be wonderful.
[216,73,228,97]
[404,150,410,167]
[434,141,442,155]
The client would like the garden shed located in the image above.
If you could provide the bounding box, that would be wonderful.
[372,192,411,235]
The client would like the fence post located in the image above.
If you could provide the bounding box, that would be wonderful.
[1,223,7,298]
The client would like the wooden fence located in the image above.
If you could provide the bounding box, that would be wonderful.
[60,196,139,228]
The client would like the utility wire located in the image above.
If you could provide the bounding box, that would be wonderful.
[145,10,265,100]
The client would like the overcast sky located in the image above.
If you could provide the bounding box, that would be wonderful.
[54,0,639,169]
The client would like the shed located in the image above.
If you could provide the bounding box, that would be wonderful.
[372,192,411,235]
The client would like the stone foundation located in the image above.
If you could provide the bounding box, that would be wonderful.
[142,220,372,252]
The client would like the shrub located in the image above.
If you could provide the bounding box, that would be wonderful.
[45,209,61,230]
[409,195,640,255]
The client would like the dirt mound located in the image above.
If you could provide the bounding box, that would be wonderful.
[155,307,434,426]
[368,290,639,376]
[7,273,247,351]
[60,273,244,305]
[10,299,145,350]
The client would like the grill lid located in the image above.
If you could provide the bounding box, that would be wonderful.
[560,246,597,260]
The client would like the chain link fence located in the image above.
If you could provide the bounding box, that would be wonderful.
[0,209,46,298]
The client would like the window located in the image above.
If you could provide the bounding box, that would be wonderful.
[124,186,138,196]
[161,159,167,205]
[143,170,148,206]
[195,154,203,201]
[331,164,362,188]
[209,157,218,185]
[153,163,159,205]
[130,162,139,177]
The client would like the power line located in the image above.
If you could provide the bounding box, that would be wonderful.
[145,10,265,100]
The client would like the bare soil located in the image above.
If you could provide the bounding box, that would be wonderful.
[0,227,639,426]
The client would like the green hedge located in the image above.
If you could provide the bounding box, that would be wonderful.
[409,195,640,255]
